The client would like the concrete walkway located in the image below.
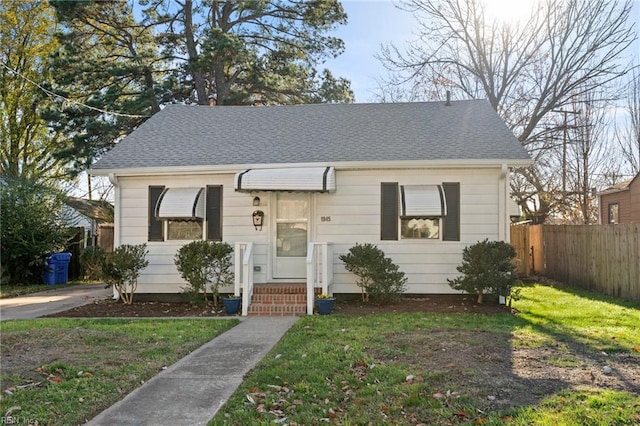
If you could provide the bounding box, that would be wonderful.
[87,316,298,425]
[0,284,112,320]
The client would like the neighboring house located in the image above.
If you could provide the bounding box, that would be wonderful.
[597,173,640,224]
[90,100,532,309]
[63,197,114,249]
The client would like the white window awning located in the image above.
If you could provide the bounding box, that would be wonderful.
[400,185,447,217]
[234,167,336,193]
[156,187,205,219]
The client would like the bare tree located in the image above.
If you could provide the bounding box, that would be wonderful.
[560,92,612,224]
[379,0,636,223]
[615,65,640,175]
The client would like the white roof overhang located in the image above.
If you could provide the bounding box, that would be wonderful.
[234,167,336,193]
[156,187,205,219]
[400,185,447,217]
[89,158,534,177]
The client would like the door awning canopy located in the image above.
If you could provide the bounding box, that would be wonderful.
[400,185,447,217]
[235,167,336,193]
[156,187,205,219]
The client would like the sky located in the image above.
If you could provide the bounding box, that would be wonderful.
[323,1,417,103]
[324,0,640,103]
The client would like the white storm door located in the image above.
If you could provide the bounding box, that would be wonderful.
[273,193,309,279]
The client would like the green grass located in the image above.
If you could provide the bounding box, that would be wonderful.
[209,284,640,425]
[514,284,640,353]
[0,318,238,425]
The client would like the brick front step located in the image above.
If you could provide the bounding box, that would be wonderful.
[247,283,318,316]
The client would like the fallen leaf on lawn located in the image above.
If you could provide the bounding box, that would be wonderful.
[246,394,256,404]
[4,406,21,417]
[633,346,640,353]
[433,392,446,400]
[49,376,63,383]
[328,408,337,419]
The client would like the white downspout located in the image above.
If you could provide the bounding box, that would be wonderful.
[108,173,121,300]
[498,164,508,242]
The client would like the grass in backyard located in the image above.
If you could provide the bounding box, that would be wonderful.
[0,318,238,425]
[210,284,639,425]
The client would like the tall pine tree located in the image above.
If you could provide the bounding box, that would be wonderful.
[47,0,353,175]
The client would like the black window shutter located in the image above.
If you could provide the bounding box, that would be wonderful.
[206,185,223,241]
[442,182,460,241]
[381,182,399,240]
[148,186,165,241]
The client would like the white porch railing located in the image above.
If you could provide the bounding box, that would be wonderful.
[234,242,254,316]
[306,242,333,315]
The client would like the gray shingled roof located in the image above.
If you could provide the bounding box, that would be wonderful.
[91,100,531,171]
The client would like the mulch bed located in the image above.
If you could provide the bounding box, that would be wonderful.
[45,294,509,318]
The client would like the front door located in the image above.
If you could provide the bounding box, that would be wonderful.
[273,192,309,278]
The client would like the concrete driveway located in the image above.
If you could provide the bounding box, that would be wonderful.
[0,284,111,320]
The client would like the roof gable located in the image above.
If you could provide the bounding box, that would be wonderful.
[91,100,531,172]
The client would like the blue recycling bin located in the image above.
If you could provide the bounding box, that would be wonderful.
[43,252,72,285]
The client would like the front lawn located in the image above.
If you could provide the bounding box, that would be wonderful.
[0,318,238,425]
[210,284,640,425]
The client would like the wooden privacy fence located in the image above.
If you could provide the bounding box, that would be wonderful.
[511,224,640,302]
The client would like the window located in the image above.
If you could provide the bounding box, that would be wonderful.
[401,217,439,239]
[608,203,619,224]
[167,219,203,240]
[148,185,223,241]
[381,182,459,241]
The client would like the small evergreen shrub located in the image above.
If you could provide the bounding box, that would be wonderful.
[102,244,149,304]
[339,243,407,303]
[80,246,106,281]
[174,241,234,306]
[448,239,518,304]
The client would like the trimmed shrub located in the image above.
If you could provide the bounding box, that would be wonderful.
[448,239,518,304]
[339,243,407,303]
[174,241,234,306]
[102,244,149,304]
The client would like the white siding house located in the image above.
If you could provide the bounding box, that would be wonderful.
[90,100,532,306]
